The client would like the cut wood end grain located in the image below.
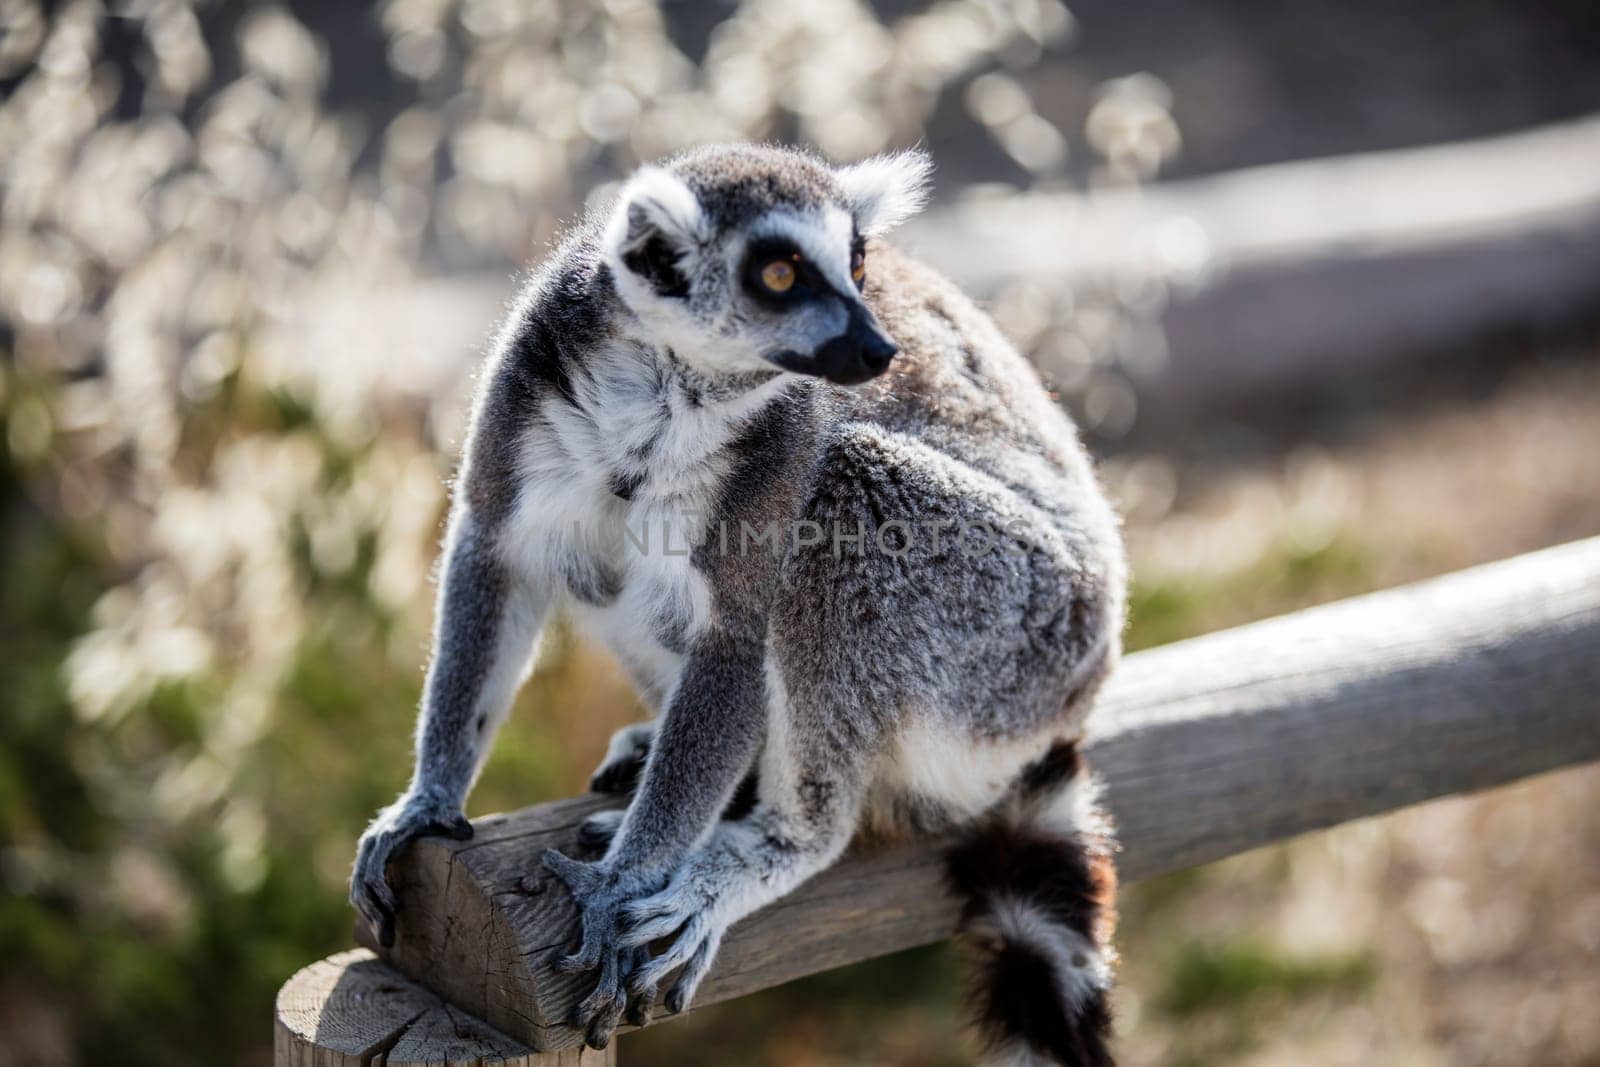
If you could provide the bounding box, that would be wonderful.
[274,948,608,1066]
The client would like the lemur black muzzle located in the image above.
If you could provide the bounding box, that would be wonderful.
[811,304,899,385]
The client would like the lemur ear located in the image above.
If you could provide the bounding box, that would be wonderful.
[836,149,933,236]
[605,166,708,299]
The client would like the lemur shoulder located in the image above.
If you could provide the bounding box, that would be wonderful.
[353,143,1126,1067]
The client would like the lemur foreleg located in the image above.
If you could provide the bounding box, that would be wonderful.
[351,513,547,946]
[614,679,878,1024]
[542,629,768,1047]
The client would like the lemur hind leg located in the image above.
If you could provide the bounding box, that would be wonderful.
[803,425,1122,1067]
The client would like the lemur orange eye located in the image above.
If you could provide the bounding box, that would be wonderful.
[760,259,796,293]
[850,249,866,285]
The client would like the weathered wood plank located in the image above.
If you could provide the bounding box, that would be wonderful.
[362,536,1600,1051]
[273,949,606,1066]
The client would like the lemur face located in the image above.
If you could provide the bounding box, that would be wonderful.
[602,144,931,385]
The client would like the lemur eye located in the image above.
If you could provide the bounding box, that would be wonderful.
[850,248,866,286]
[760,259,797,293]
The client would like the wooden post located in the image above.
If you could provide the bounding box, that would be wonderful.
[275,949,611,1066]
[280,535,1600,1057]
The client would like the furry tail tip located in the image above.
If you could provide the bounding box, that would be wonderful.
[946,742,1119,1067]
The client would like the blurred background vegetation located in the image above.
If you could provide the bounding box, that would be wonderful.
[2,1,1598,1064]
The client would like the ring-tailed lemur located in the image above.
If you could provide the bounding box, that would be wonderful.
[352,144,1125,1067]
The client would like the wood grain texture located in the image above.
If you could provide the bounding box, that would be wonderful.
[273,949,607,1065]
[360,537,1600,1051]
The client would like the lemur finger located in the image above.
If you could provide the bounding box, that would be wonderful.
[351,833,388,892]
[621,947,656,1028]
[540,848,600,892]
[355,869,402,946]
[630,914,707,983]
[625,950,672,1012]
[618,901,687,947]
[351,893,382,940]
[358,865,402,916]
[552,930,605,975]
[541,850,613,973]
[355,886,396,948]
[664,930,722,1016]
[425,812,474,841]
[572,951,623,1035]
[551,902,610,974]
[584,998,623,1051]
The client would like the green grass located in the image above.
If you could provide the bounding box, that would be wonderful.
[1127,534,1374,651]
[1155,936,1377,1019]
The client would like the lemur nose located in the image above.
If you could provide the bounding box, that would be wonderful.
[860,331,897,374]
[847,301,897,376]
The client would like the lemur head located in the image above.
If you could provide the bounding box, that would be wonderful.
[601,144,932,385]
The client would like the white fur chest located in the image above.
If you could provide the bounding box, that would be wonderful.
[495,342,785,695]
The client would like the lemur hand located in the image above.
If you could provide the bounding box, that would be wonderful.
[350,791,473,948]
[543,835,748,1044]
[541,848,668,1047]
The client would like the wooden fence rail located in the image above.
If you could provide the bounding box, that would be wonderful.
[276,536,1600,1065]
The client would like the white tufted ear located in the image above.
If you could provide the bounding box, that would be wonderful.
[604,166,710,296]
[836,149,933,236]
